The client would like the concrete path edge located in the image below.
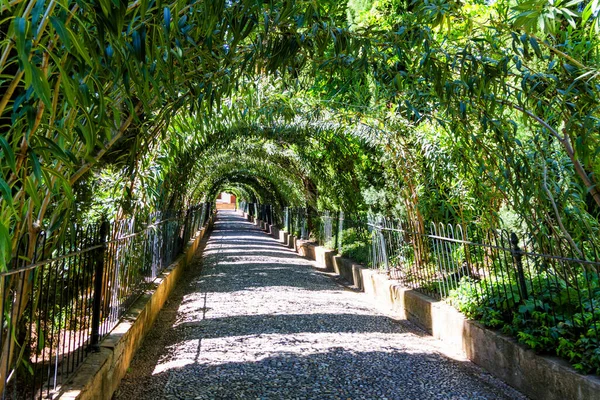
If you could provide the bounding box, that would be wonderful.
[244,213,600,400]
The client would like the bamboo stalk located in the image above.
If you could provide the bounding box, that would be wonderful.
[0,0,37,71]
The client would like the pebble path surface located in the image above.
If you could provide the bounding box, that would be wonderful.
[114,211,527,400]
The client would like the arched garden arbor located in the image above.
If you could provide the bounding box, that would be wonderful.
[1,0,600,396]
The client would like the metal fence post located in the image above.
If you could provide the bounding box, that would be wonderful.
[380,218,389,274]
[182,208,190,245]
[90,219,109,351]
[510,232,528,301]
[333,211,340,251]
[338,211,344,251]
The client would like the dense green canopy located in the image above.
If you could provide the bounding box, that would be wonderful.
[0,0,598,269]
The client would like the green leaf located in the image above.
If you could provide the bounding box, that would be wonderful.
[529,37,542,58]
[14,17,28,63]
[586,184,597,194]
[29,152,42,182]
[98,0,111,18]
[61,176,74,201]
[75,122,95,156]
[67,30,93,66]
[37,137,71,165]
[20,358,34,375]
[30,65,52,109]
[45,51,76,107]
[50,17,71,51]
[0,220,10,272]
[0,178,13,208]
[0,136,16,173]
[132,30,143,61]
[164,7,171,34]
[24,176,41,208]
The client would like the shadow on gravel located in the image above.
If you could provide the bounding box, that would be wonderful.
[175,312,409,338]
[117,347,515,400]
[194,261,336,292]
[203,250,302,259]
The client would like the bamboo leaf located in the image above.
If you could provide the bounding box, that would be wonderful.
[29,152,42,182]
[24,176,41,208]
[0,220,9,272]
[36,137,71,165]
[0,137,16,173]
[67,30,93,66]
[30,65,52,109]
[45,51,76,107]
[0,178,13,209]
[98,0,111,18]
[50,16,71,50]
[164,7,171,35]
[61,176,74,201]
[529,37,542,58]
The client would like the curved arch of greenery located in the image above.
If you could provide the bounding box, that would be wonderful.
[214,184,255,204]
[145,117,380,215]
[2,0,598,262]
[205,171,293,208]
[186,145,305,205]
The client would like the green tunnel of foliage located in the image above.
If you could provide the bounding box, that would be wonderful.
[75,110,381,225]
[1,0,599,265]
[0,0,600,385]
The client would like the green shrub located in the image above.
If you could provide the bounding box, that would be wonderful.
[448,272,600,374]
[339,227,370,265]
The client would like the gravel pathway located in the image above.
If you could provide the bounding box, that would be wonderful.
[114,211,527,400]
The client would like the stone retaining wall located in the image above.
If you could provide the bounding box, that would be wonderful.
[58,217,216,400]
[266,224,600,400]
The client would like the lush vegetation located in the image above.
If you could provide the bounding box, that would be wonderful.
[446,251,600,375]
[1,0,600,388]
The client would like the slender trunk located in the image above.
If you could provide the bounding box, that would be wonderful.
[0,233,38,393]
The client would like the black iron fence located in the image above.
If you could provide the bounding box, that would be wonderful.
[365,216,600,372]
[283,209,370,263]
[365,217,600,309]
[1,203,212,399]
[283,207,308,240]
[239,202,280,228]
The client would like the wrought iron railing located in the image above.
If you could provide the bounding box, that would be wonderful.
[283,207,309,240]
[1,203,212,399]
[239,202,280,228]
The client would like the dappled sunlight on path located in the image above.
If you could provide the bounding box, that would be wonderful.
[114,211,526,400]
